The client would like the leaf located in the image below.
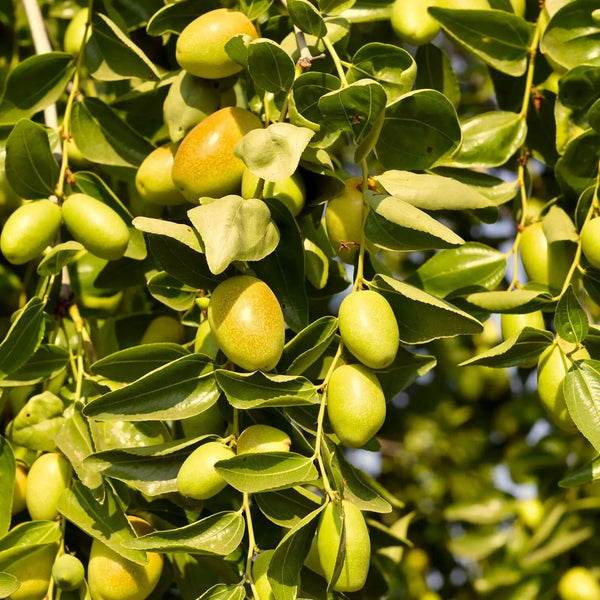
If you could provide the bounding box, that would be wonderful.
[555,131,600,195]
[407,243,507,297]
[215,370,319,409]
[85,13,160,81]
[415,44,460,108]
[0,437,15,537]
[146,0,220,36]
[7,344,69,383]
[376,348,437,400]
[84,354,219,421]
[465,289,552,312]
[520,527,594,567]
[559,455,600,488]
[292,72,340,128]
[0,572,19,598]
[0,297,45,378]
[444,497,516,525]
[188,196,280,275]
[0,53,75,124]
[235,123,315,182]
[247,39,295,93]
[74,171,133,223]
[133,216,203,252]
[255,488,322,528]
[196,584,246,600]
[287,0,327,37]
[369,274,483,343]
[555,285,589,344]
[36,242,86,277]
[215,452,318,493]
[319,0,355,13]
[589,97,600,134]
[5,119,59,199]
[0,521,61,569]
[429,7,534,76]
[147,272,197,311]
[241,0,275,19]
[124,512,244,554]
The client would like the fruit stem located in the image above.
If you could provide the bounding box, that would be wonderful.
[338,4,394,23]
[353,159,371,292]
[242,492,261,600]
[322,36,347,87]
[519,21,542,119]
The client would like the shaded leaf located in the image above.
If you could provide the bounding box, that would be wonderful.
[555,285,589,344]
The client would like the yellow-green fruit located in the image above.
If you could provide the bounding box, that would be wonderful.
[391,0,441,46]
[0,163,22,220]
[181,403,225,438]
[241,169,306,217]
[5,542,58,600]
[176,441,235,500]
[88,517,163,600]
[237,425,291,454]
[516,498,544,529]
[501,311,545,340]
[325,178,364,264]
[194,318,220,359]
[25,452,71,521]
[70,252,123,313]
[520,222,549,283]
[327,364,386,448]
[171,107,263,203]
[252,550,275,600]
[136,144,186,206]
[0,200,61,264]
[438,0,489,7]
[64,8,90,55]
[208,276,285,371]
[338,290,399,369]
[176,9,258,79]
[62,194,130,261]
[11,464,27,515]
[316,501,370,592]
[537,344,590,432]
[558,567,600,600]
[581,217,600,270]
[141,316,185,345]
[52,554,85,591]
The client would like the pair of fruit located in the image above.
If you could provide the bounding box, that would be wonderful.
[0,194,129,265]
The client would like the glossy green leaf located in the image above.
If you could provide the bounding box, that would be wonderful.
[555,286,589,344]
[255,488,322,528]
[5,119,59,199]
[0,521,60,569]
[215,370,319,409]
[133,216,202,251]
[376,348,437,400]
[6,344,69,383]
[36,241,85,277]
[248,39,295,93]
[0,437,14,537]
[147,272,197,311]
[215,452,318,493]
[196,584,246,600]
[146,0,220,35]
[465,289,553,312]
[589,97,600,133]
[0,572,19,598]
[558,66,600,111]
[543,205,578,243]
[84,354,219,420]
[287,0,327,37]
[415,44,460,108]
[292,72,340,128]
[559,455,600,488]
[319,0,356,13]
[555,131,600,195]
[74,171,134,223]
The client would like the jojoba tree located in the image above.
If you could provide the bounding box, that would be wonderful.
[0,0,600,599]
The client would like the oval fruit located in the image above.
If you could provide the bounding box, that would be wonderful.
[500,311,545,340]
[176,9,258,79]
[0,200,61,264]
[70,252,123,313]
[136,144,186,206]
[237,424,291,454]
[176,441,235,500]
[0,160,22,220]
[252,550,275,600]
[581,217,600,270]
[390,0,441,46]
[11,463,27,515]
[241,169,306,217]
[5,542,58,600]
[140,315,186,345]
[88,516,163,600]
[558,567,600,600]
[316,501,370,592]
[520,221,549,283]
[62,194,130,261]
[327,364,386,448]
[325,178,364,263]
[52,554,85,591]
[64,7,90,55]
[26,452,72,521]
[172,107,263,203]
[338,289,399,369]
[208,276,285,371]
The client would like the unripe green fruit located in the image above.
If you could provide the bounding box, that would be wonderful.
[581,217,600,270]
[88,517,163,600]
[325,178,364,264]
[516,498,544,529]
[327,364,386,448]
[316,501,370,592]
[5,542,58,600]
[52,554,85,591]
[176,9,258,79]
[64,8,90,55]
[136,144,186,206]
[140,316,185,345]
[0,163,22,220]
[391,0,441,46]
[338,290,399,369]
[537,344,590,432]
[171,107,263,203]
[62,194,130,261]
[252,550,275,600]
[26,452,72,521]
[208,276,285,372]
[558,567,600,600]
[70,252,123,313]
[176,442,235,500]
[241,169,306,217]
[0,200,61,264]
[194,318,220,359]
[520,222,549,283]
[500,311,545,340]
[11,464,27,515]
[237,425,291,454]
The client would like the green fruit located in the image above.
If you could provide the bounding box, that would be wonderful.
[176,441,235,500]
[558,567,600,600]
[208,276,285,371]
[64,8,90,55]
[0,200,61,264]
[252,550,275,600]
[581,217,600,270]
[181,403,225,438]
[5,542,58,600]
[88,516,163,600]
[237,424,291,454]
[316,501,370,592]
[327,364,386,448]
[516,498,544,529]
[171,107,263,203]
[241,169,306,217]
[25,452,72,521]
[391,0,441,46]
[500,311,545,340]
[52,554,85,591]
[194,318,220,359]
[141,316,186,345]
[70,252,123,313]
[537,344,590,432]
[11,464,27,515]
[62,194,130,261]
[338,289,399,369]
[325,177,364,264]
[176,9,258,79]
[520,222,549,283]
[0,159,22,220]
[135,144,187,206]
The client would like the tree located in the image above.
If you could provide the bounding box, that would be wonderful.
[0,0,599,599]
